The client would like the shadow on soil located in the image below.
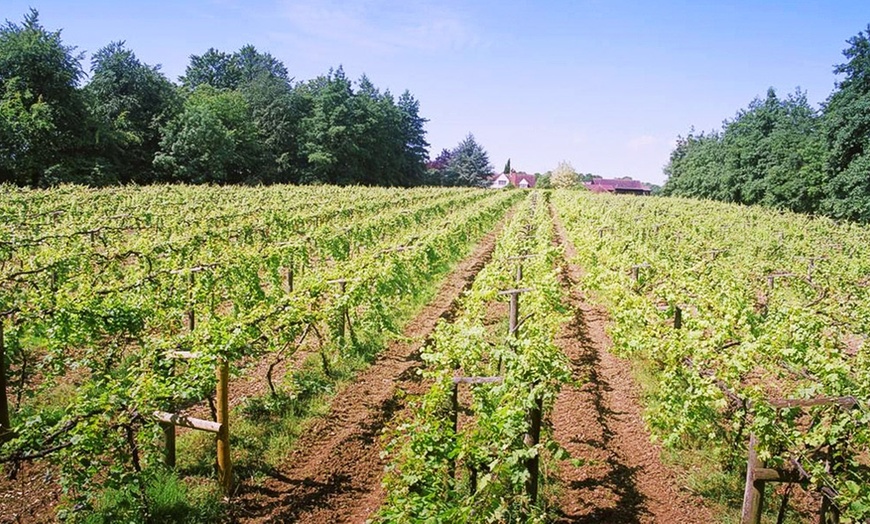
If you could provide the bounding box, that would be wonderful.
[236,470,360,522]
[230,227,500,523]
[553,250,651,524]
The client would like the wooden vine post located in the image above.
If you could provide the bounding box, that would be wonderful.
[631,263,649,284]
[674,306,682,330]
[161,415,176,468]
[338,279,347,342]
[499,287,532,338]
[274,242,298,293]
[740,396,857,524]
[524,389,543,506]
[160,270,202,468]
[449,376,503,489]
[505,254,535,337]
[766,271,793,289]
[327,278,356,348]
[0,319,10,441]
[216,358,232,495]
[742,433,765,524]
[187,271,196,331]
[157,266,232,495]
[498,278,541,506]
[497,287,532,373]
[509,288,519,335]
[153,354,231,494]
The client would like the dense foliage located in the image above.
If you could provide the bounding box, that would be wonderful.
[0,10,446,188]
[378,192,572,522]
[425,133,495,187]
[0,184,521,520]
[554,191,870,520]
[662,24,870,223]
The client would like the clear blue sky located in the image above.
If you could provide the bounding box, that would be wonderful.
[4,0,869,184]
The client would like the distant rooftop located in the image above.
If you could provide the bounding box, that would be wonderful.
[584,178,650,193]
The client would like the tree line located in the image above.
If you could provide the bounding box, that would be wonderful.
[662,24,870,223]
[0,10,494,188]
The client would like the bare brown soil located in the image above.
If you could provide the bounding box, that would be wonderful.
[231,219,505,524]
[550,205,715,524]
[0,461,60,524]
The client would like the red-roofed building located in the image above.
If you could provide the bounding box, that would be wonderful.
[584,178,651,195]
[489,171,536,189]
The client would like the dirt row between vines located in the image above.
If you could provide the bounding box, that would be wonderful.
[549,203,714,524]
[231,214,508,523]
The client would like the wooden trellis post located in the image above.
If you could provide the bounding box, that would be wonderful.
[449,376,503,489]
[216,358,232,495]
[161,418,176,468]
[187,271,196,331]
[740,396,857,524]
[741,433,765,524]
[161,267,202,468]
[0,319,9,441]
[499,288,532,338]
[766,271,793,289]
[631,263,649,284]
[153,360,229,494]
[805,256,825,283]
[339,279,347,341]
[509,290,518,335]
[525,392,543,505]
[497,287,531,374]
[327,278,356,348]
[674,306,682,330]
[158,351,232,495]
[170,266,213,331]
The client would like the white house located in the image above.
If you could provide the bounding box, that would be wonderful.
[488,171,536,189]
[490,173,510,188]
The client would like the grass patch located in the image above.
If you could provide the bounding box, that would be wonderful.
[663,447,814,524]
[75,468,223,524]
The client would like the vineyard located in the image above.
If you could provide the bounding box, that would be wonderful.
[553,192,870,522]
[0,185,868,523]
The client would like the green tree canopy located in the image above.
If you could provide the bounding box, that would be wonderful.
[179,48,241,90]
[397,90,429,186]
[0,10,429,189]
[821,24,870,221]
[662,89,823,215]
[153,85,261,184]
[180,45,290,91]
[0,9,86,186]
[84,41,179,183]
[296,69,427,186]
[448,133,493,187]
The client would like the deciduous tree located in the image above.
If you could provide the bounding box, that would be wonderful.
[551,160,579,189]
[0,9,85,186]
[84,41,179,183]
[822,24,870,221]
[153,85,261,184]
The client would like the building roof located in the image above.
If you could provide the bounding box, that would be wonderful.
[508,172,536,188]
[584,178,649,193]
[488,171,536,188]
